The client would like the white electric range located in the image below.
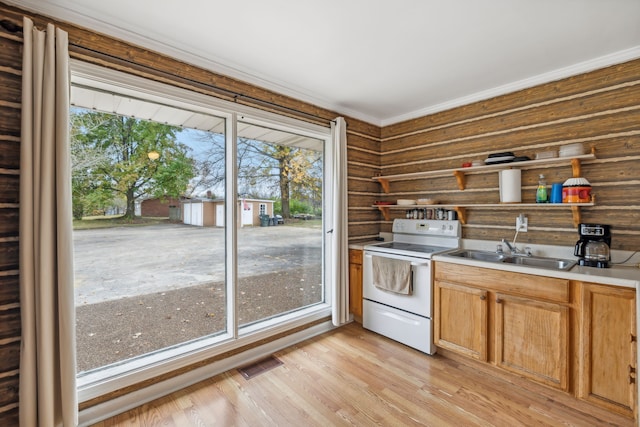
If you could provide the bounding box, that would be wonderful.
[362,219,461,354]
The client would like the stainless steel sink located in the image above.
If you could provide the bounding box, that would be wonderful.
[502,256,576,270]
[443,249,576,271]
[445,249,507,263]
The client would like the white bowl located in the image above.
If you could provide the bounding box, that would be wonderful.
[559,143,585,157]
[416,198,436,205]
[535,150,557,160]
[396,199,416,206]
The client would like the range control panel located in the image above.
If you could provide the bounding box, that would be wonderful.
[392,219,461,237]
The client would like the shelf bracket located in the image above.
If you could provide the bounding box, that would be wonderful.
[453,170,466,190]
[376,178,390,193]
[570,194,595,227]
[571,206,581,228]
[571,159,581,178]
[377,206,391,221]
[454,207,466,225]
[570,147,596,177]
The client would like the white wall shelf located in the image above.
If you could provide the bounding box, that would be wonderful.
[374,200,595,226]
[372,148,597,227]
[373,149,596,192]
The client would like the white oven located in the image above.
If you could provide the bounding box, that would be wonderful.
[363,219,461,355]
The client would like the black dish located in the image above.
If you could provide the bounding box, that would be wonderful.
[487,152,515,158]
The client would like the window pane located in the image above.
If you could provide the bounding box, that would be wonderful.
[72,105,228,374]
[236,122,324,328]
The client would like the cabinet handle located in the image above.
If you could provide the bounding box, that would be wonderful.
[630,376,636,384]
[632,334,637,343]
[496,298,502,304]
[629,365,636,375]
[479,295,486,300]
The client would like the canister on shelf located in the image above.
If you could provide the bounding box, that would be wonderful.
[562,178,591,203]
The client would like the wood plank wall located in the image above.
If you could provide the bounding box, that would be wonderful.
[0,3,380,423]
[0,8,22,424]
[379,60,640,250]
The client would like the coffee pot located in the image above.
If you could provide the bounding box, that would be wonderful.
[584,241,610,262]
[574,223,611,268]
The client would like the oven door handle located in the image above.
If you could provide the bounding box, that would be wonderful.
[410,261,429,267]
[364,253,431,266]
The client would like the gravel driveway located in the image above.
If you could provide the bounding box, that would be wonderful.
[74,223,323,372]
[73,223,322,305]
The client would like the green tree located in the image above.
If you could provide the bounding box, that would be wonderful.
[71,109,195,219]
[239,140,322,218]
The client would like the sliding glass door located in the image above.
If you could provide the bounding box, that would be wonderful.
[235,121,325,329]
[70,63,331,392]
[71,103,230,373]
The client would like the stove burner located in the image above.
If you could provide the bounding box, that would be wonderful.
[368,242,450,255]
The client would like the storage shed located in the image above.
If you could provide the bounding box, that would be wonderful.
[140,197,182,220]
[181,198,274,227]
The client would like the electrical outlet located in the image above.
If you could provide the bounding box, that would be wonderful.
[516,215,528,232]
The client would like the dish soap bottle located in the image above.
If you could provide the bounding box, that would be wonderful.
[536,174,548,203]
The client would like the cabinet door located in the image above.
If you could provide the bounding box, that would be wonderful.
[579,283,636,418]
[434,281,488,361]
[348,250,363,317]
[495,293,569,391]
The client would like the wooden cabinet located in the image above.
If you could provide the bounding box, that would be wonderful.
[495,293,569,391]
[435,262,638,421]
[579,282,636,418]
[434,281,488,361]
[434,262,570,391]
[348,249,363,318]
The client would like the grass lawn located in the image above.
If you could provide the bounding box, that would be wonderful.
[286,218,322,228]
[73,215,320,230]
[73,215,171,230]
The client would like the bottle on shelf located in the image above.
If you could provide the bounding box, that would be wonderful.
[536,174,548,203]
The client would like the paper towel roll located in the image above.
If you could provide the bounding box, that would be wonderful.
[499,169,521,203]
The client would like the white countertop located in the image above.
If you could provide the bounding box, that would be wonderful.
[348,240,382,251]
[431,238,640,289]
[432,252,640,289]
[351,236,640,288]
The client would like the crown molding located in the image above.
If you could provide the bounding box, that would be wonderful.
[381,45,640,127]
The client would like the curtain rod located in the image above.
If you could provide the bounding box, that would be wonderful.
[3,17,338,125]
[231,93,338,125]
[70,42,336,126]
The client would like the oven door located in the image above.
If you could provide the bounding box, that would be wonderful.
[362,251,432,318]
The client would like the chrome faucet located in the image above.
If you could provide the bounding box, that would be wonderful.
[498,214,533,256]
[501,238,519,254]
[500,238,533,256]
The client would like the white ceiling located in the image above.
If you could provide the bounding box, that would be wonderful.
[9,0,640,126]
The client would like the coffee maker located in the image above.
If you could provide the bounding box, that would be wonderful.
[574,223,611,268]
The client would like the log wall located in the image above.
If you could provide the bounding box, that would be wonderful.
[0,7,22,423]
[379,60,640,250]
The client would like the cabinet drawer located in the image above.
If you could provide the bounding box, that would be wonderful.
[435,262,569,303]
[349,249,363,264]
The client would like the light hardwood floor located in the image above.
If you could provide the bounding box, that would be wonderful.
[92,322,633,426]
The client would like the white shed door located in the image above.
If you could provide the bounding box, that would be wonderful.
[241,203,253,226]
[183,203,192,225]
[216,204,224,227]
[192,204,203,226]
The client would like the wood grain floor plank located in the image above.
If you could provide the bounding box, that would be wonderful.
[91,323,634,427]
